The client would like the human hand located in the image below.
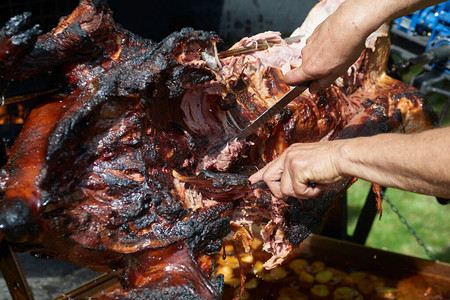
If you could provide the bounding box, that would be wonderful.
[284,1,370,93]
[249,141,347,199]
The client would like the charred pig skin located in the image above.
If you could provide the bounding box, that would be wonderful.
[0,0,436,298]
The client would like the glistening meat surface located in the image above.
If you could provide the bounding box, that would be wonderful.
[0,0,436,298]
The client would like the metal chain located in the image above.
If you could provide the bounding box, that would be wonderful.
[381,190,438,261]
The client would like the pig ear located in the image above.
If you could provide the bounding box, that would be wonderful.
[0,13,41,80]
[0,0,112,82]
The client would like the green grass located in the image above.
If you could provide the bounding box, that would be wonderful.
[347,180,450,262]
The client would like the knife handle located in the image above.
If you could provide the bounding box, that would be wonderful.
[296,80,312,88]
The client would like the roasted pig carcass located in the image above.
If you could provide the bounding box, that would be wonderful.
[0,0,436,298]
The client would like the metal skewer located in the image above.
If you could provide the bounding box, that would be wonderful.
[1,89,61,106]
[218,35,304,58]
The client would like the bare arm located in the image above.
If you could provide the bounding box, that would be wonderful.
[285,0,445,92]
[249,0,450,198]
[249,127,450,199]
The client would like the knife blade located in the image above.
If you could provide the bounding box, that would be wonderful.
[206,80,311,156]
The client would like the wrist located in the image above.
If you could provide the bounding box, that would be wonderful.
[331,140,351,176]
[333,138,357,178]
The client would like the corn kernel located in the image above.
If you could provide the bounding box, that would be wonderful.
[315,270,333,283]
[259,272,273,281]
[341,275,355,286]
[240,254,254,264]
[310,284,330,297]
[357,278,374,295]
[224,244,235,254]
[270,266,288,280]
[375,287,398,299]
[310,261,325,274]
[328,269,349,286]
[326,267,347,277]
[349,271,367,282]
[224,277,241,287]
[216,265,233,280]
[288,259,308,275]
[250,238,263,250]
[244,277,258,289]
[278,287,308,300]
[333,286,362,300]
[333,286,352,298]
[368,274,386,288]
[252,260,264,274]
[218,255,240,269]
[298,270,315,284]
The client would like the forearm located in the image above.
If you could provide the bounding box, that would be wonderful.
[336,0,444,37]
[285,0,445,89]
[336,127,450,198]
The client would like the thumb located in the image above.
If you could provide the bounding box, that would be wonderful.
[284,66,313,86]
[285,66,338,93]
